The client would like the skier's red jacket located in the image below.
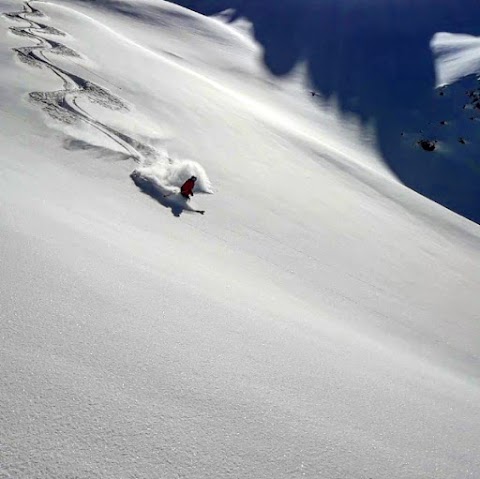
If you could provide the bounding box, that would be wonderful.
[180,178,195,197]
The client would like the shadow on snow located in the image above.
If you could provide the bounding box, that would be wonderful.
[167,0,480,224]
[130,171,189,217]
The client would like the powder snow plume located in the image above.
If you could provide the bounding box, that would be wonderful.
[131,157,213,197]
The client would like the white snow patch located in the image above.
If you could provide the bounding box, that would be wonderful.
[431,32,480,86]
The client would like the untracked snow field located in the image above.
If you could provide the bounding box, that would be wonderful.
[1,1,480,478]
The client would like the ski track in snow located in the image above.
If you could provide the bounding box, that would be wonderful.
[4,2,158,161]
[3,1,210,211]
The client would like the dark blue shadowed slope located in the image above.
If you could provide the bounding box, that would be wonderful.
[167,0,480,224]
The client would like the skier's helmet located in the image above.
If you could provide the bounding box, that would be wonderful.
[191,175,197,181]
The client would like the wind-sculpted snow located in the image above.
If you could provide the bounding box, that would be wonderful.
[431,33,480,87]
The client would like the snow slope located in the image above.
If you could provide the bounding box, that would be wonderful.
[1,1,479,478]
[171,0,480,224]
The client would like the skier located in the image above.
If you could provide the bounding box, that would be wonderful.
[180,175,197,199]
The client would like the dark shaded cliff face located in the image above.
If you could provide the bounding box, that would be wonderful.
[168,0,480,223]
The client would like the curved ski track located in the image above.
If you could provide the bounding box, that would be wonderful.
[3,1,157,163]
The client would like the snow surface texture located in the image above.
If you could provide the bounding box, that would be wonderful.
[1,1,480,478]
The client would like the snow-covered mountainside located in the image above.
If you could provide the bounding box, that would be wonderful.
[1,1,479,478]
[171,0,480,224]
